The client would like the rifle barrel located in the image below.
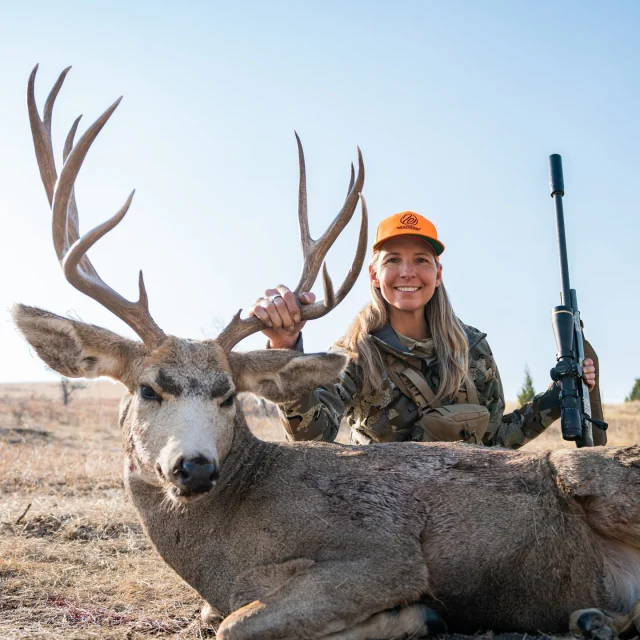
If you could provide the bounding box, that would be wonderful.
[549,154,565,196]
[549,154,571,307]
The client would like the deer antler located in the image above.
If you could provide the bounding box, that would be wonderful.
[27,65,166,348]
[217,136,367,352]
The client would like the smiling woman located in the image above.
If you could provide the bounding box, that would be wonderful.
[250,211,603,448]
[371,237,442,320]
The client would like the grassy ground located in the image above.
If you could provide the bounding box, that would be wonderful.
[1,381,638,639]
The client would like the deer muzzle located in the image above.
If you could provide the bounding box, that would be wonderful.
[171,455,219,497]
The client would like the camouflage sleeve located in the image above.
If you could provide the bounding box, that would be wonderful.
[276,334,358,442]
[466,332,562,448]
[467,336,506,446]
[494,384,561,449]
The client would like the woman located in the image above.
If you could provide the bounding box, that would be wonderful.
[250,211,600,448]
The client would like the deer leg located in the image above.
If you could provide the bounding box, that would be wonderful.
[218,601,444,640]
[217,557,431,640]
[200,602,224,628]
[321,603,447,640]
[570,600,640,640]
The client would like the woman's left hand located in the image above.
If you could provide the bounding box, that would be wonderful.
[582,358,596,392]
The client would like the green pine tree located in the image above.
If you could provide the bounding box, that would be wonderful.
[517,366,536,407]
[625,378,640,402]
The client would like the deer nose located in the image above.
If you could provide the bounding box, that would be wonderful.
[172,456,218,493]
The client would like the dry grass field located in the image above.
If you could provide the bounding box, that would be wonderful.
[1,380,638,639]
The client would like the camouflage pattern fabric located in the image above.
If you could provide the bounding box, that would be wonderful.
[279,323,599,449]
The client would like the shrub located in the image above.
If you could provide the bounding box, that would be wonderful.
[625,378,640,402]
[517,366,536,407]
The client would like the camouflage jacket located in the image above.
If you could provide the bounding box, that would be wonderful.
[278,322,564,449]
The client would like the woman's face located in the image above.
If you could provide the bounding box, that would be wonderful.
[369,235,442,312]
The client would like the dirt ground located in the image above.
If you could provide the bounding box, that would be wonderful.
[1,380,639,639]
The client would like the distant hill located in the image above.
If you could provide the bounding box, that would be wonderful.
[0,379,126,401]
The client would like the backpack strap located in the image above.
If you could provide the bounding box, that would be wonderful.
[399,365,441,409]
[385,355,440,411]
[386,354,481,410]
[464,375,480,404]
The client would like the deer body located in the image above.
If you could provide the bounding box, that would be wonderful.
[15,66,640,639]
[123,387,640,636]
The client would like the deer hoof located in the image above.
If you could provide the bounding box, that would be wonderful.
[420,604,448,635]
[201,602,223,628]
[570,609,614,640]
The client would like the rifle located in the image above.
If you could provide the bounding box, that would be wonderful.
[548,154,607,448]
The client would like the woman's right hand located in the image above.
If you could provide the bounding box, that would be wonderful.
[249,285,316,349]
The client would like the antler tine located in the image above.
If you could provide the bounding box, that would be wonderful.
[29,66,166,348]
[216,312,263,353]
[51,95,122,261]
[27,65,71,207]
[294,136,365,297]
[333,193,368,306]
[61,115,95,278]
[63,115,82,163]
[292,193,368,321]
[347,162,355,198]
[217,185,368,353]
[295,131,310,256]
[28,65,86,268]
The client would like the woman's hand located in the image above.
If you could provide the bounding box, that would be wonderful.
[249,285,316,349]
[582,358,596,392]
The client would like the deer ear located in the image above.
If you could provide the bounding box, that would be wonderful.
[12,304,147,386]
[227,349,347,404]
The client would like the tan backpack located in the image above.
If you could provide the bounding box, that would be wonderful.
[387,359,490,444]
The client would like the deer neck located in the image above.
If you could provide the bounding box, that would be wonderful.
[123,409,280,613]
[213,411,281,498]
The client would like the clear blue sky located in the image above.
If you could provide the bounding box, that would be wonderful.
[1,1,638,402]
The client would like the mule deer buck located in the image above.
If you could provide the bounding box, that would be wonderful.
[14,66,640,639]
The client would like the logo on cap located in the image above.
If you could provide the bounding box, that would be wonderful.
[400,213,418,226]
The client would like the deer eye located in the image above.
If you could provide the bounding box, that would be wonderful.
[220,393,236,408]
[140,385,161,401]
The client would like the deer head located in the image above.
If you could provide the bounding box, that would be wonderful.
[13,66,367,504]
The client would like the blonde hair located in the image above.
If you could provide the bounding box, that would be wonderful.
[335,250,469,402]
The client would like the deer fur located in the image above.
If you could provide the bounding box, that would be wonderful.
[13,303,640,639]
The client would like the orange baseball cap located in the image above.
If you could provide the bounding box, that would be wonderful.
[373,211,445,255]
